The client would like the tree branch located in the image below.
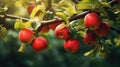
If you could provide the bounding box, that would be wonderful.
[0,10,90,31]
[5,14,30,21]
[0,0,119,33]
[37,11,91,31]
[0,14,29,21]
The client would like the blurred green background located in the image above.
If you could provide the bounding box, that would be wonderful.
[0,30,120,67]
[0,0,120,67]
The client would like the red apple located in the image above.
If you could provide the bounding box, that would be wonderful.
[82,32,96,46]
[49,22,62,30]
[27,2,35,15]
[32,37,48,52]
[19,28,34,43]
[64,38,80,53]
[55,24,70,39]
[96,22,110,37]
[84,13,102,30]
[40,25,50,33]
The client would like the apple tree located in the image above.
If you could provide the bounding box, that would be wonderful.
[0,0,120,62]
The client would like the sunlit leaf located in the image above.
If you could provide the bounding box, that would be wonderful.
[15,0,28,7]
[84,49,94,56]
[15,1,22,7]
[18,43,26,52]
[55,0,77,16]
[14,19,31,31]
[76,4,92,10]
[116,41,120,47]
[76,0,102,10]
[65,7,77,16]
[30,4,46,20]
[0,27,7,34]
[59,0,73,8]
[114,36,120,47]
[0,26,7,42]
[80,0,90,3]
[102,2,111,8]
[0,5,8,12]
[0,35,7,42]
[14,19,23,31]
[23,21,31,28]
[76,0,92,10]
[55,12,69,24]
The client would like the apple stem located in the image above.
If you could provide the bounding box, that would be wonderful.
[18,43,26,52]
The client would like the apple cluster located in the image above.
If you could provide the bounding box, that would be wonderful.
[55,23,81,53]
[18,28,48,52]
[83,13,110,46]
[54,13,110,53]
[18,20,62,52]
[20,2,111,53]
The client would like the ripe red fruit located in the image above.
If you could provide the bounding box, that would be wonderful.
[40,25,50,33]
[27,2,35,15]
[19,28,34,43]
[55,24,70,39]
[84,13,102,30]
[82,32,96,46]
[64,38,80,53]
[49,22,62,30]
[32,37,48,52]
[96,22,110,37]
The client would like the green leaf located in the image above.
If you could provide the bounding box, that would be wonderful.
[0,27,7,34]
[30,4,46,20]
[0,26,7,42]
[80,0,90,3]
[76,4,92,10]
[76,0,93,10]
[45,11,54,20]
[15,1,22,7]
[55,12,69,24]
[59,0,73,8]
[31,17,41,30]
[102,2,111,8]
[116,41,120,47]
[22,21,31,28]
[14,19,23,31]
[65,7,77,16]
[55,0,77,16]
[84,49,94,56]
[15,0,28,7]
[18,43,26,52]
[14,19,31,31]
[0,5,8,12]
[114,36,120,47]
